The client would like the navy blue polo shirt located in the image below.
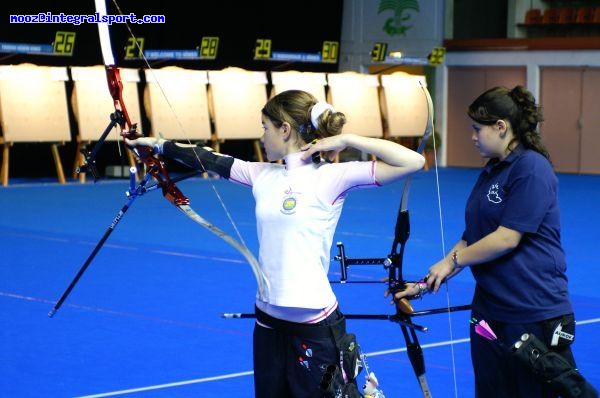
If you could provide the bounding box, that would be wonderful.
[463,145,573,323]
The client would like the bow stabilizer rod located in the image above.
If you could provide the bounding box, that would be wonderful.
[48,167,151,317]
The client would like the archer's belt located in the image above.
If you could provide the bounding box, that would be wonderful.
[254,306,345,340]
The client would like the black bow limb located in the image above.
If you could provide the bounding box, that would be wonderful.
[328,82,471,397]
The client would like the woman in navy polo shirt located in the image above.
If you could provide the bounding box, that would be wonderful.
[393,86,587,397]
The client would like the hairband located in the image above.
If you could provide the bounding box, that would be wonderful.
[310,101,335,129]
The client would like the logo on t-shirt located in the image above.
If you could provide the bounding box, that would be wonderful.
[487,183,502,204]
[281,187,299,214]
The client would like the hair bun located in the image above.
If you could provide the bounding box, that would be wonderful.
[310,102,335,128]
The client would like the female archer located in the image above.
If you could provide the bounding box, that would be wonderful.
[127,89,425,397]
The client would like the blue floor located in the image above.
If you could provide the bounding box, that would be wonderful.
[1,167,598,397]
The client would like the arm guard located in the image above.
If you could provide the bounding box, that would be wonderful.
[162,141,234,179]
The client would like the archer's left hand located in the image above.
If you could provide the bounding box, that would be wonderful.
[124,136,164,150]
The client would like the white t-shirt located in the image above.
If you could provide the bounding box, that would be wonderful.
[229,152,379,322]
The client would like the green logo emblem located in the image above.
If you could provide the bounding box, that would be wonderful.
[378,0,420,37]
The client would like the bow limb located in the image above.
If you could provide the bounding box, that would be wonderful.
[176,205,267,297]
[387,81,433,304]
[94,0,268,300]
[386,81,434,398]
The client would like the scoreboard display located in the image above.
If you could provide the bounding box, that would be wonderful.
[2,0,344,72]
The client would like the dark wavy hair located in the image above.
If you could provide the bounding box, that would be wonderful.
[467,85,550,161]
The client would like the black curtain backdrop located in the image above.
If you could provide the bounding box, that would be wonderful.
[3,0,344,71]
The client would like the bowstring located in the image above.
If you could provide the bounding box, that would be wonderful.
[429,107,459,398]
